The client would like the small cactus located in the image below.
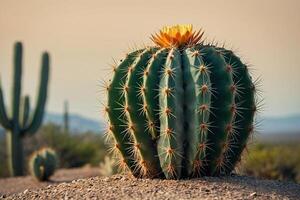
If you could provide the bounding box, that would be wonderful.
[29,148,57,181]
[105,25,260,179]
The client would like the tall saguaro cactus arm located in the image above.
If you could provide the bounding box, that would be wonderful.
[0,42,50,176]
[12,42,22,124]
[0,81,11,129]
[20,96,30,128]
[23,53,50,135]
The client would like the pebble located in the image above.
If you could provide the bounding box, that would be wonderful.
[205,189,211,193]
[103,177,109,181]
[249,192,257,197]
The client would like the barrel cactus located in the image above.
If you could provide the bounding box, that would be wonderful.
[105,25,258,179]
[29,148,57,181]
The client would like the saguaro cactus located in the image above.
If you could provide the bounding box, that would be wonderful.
[63,100,69,133]
[0,42,50,176]
[105,25,259,179]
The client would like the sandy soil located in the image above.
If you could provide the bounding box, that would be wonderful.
[0,166,99,197]
[2,174,300,200]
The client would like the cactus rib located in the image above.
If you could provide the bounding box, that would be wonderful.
[157,48,185,179]
[125,48,163,177]
[107,50,143,176]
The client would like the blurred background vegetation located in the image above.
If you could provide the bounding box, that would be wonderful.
[240,140,300,183]
[1,122,300,184]
[0,123,108,178]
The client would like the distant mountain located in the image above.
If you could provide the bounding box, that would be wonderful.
[1,114,300,137]
[44,112,106,133]
[258,115,300,134]
[257,131,300,143]
[0,112,105,137]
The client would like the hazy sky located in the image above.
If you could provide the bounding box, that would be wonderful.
[0,0,299,121]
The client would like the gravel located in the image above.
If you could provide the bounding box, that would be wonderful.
[0,166,99,197]
[2,174,300,200]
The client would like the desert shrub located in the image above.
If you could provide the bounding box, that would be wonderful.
[0,123,107,177]
[23,123,107,168]
[0,137,9,177]
[241,143,300,183]
[99,156,119,176]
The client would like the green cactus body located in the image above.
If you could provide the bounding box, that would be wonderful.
[107,50,143,176]
[142,48,168,139]
[29,148,57,181]
[217,48,256,174]
[105,25,257,179]
[0,42,50,176]
[157,48,185,178]
[124,48,163,177]
[30,154,44,180]
[182,47,212,177]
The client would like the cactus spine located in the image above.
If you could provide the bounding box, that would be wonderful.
[0,42,50,176]
[29,148,57,181]
[105,25,257,179]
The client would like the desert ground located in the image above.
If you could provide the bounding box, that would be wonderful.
[1,168,299,200]
[0,167,99,197]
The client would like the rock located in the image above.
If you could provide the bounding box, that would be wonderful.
[103,177,110,181]
[249,192,257,197]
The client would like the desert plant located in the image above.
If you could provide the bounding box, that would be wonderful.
[24,123,107,168]
[63,100,69,133]
[0,42,50,176]
[105,25,259,179]
[99,156,119,176]
[29,147,57,181]
[241,144,300,183]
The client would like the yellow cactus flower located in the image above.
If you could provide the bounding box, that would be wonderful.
[151,24,204,48]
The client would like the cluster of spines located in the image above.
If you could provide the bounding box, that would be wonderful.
[103,43,260,179]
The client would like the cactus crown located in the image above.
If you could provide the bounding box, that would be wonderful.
[151,24,204,48]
